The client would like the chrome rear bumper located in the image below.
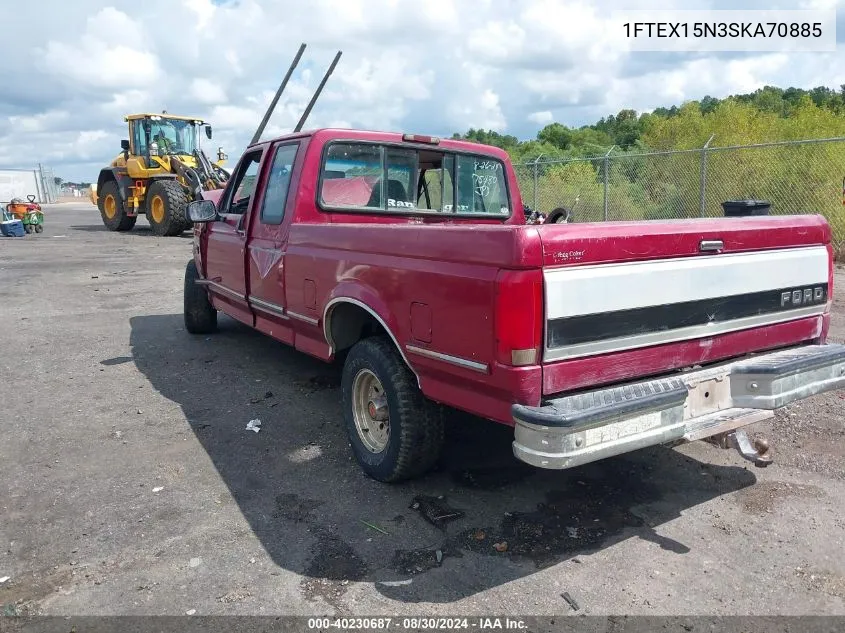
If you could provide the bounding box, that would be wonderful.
[512,343,845,470]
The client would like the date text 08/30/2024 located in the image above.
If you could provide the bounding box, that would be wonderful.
[307,617,528,630]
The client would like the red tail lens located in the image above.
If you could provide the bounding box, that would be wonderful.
[495,269,544,366]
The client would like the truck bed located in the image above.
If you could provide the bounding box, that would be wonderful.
[284,213,832,423]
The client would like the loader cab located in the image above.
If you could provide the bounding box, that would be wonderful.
[125,114,204,164]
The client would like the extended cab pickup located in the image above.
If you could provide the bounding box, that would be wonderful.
[183,128,845,482]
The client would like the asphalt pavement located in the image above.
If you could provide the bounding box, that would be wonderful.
[1,203,843,616]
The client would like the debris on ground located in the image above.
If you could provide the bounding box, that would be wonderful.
[410,495,465,529]
[436,550,443,563]
[152,487,163,493]
[186,609,196,615]
[250,391,274,404]
[562,591,580,611]
[246,419,261,433]
[189,558,202,568]
[218,587,252,603]
[493,541,508,552]
[360,520,389,535]
[0,577,9,584]
[473,529,486,541]
[379,579,412,587]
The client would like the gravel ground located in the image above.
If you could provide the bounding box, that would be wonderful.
[0,203,843,617]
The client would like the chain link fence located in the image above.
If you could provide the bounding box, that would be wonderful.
[37,164,60,203]
[514,137,845,256]
[0,165,59,204]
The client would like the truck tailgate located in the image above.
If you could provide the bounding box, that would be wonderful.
[538,215,833,393]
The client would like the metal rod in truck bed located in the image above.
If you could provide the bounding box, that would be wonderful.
[249,42,307,145]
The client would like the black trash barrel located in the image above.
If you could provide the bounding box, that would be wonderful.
[721,199,771,217]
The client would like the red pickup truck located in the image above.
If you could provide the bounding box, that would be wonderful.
[183,128,845,482]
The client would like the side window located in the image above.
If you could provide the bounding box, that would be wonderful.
[131,121,148,156]
[260,143,299,225]
[319,143,383,209]
[421,154,454,211]
[385,148,416,209]
[222,151,262,215]
[455,155,509,215]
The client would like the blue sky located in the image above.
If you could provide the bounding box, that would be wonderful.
[1,0,843,182]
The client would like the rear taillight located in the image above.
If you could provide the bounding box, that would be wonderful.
[495,269,544,366]
[826,243,835,308]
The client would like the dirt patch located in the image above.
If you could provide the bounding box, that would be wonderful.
[750,394,845,481]
[273,493,323,523]
[271,493,368,610]
[390,544,464,576]
[393,469,686,574]
[795,566,845,599]
[294,374,341,393]
[217,586,253,604]
[450,464,536,490]
[455,486,649,568]
[301,530,368,612]
[733,480,825,515]
[0,565,76,616]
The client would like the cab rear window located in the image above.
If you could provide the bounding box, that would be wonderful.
[318,142,510,217]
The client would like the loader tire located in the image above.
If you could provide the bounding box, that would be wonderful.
[341,336,444,483]
[146,180,190,236]
[98,179,136,231]
[183,259,217,334]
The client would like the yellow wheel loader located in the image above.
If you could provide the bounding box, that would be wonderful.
[90,113,230,236]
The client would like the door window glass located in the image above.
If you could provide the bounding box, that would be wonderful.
[260,143,299,224]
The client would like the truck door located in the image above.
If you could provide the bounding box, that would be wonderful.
[245,140,303,344]
[203,146,266,326]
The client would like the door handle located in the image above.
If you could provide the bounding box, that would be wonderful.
[699,239,724,252]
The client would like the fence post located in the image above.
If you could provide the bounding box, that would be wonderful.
[603,146,615,221]
[33,168,44,203]
[699,134,714,217]
[532,154,544,213]
[38,163,48,204]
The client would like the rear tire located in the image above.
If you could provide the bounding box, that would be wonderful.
[24,224,33,234]
[147,180,190,236]
[34,224,43,233]
[183,259,217,334]
[341,336,444,482]
[98,179,136,231]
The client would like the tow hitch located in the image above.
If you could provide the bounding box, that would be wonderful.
[707,429,773,467]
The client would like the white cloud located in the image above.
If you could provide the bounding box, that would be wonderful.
[1,0,843,180]
[38,8,162,90]
[190,79,228,105]
[7,111,70,133]
[528,111,554,125]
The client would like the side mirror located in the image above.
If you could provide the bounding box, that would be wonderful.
[186,199,218,223]
[205,125,213,140]
[121,139,130,151]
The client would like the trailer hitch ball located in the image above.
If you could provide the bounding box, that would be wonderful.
[728,429,773,468]
[707,429,773,467]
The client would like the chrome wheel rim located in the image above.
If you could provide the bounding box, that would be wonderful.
[352,369,390,452]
